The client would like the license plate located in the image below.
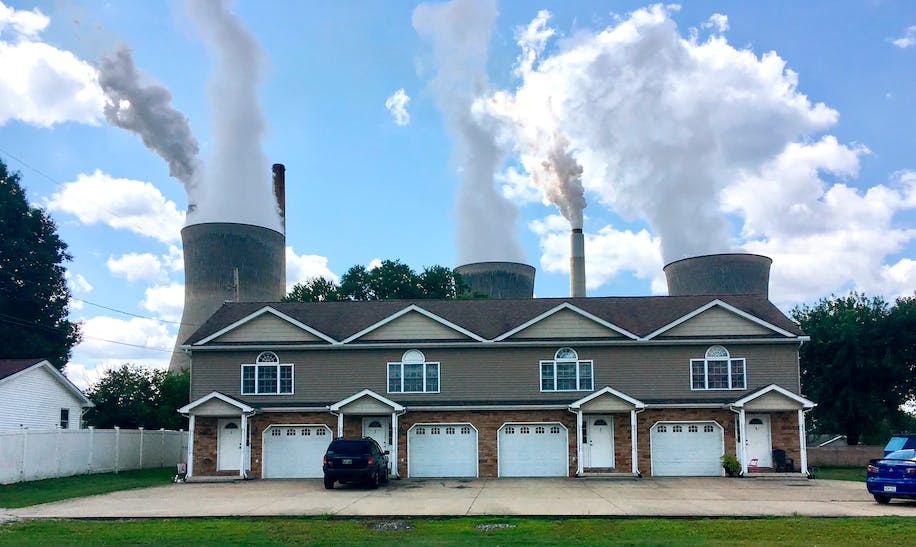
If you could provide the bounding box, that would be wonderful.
[884,485,896,493]
[342,458,352,465]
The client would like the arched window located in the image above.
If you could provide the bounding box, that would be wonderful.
[690,346,745,391]
[257,351,279,363]
[555,347,578,361]
[241,352,292,395]
[402,349,425,363]
[388,349,439,393]
[540,348,593,391]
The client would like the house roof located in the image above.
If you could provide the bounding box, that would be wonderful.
[0,358,93,407]
[0,358,46,380]
[183,294,804,346]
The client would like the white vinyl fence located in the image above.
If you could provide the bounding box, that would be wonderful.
[0,427,188,484]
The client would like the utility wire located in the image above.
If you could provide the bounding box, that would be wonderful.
[73,297,194,327]
[0,313,179,355]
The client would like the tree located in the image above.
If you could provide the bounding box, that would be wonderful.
[792,293,916,445]
[84,365,189,430]
[286,260,471,302]
[0,159,80,369]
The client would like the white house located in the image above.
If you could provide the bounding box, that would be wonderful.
[0,359,94,430]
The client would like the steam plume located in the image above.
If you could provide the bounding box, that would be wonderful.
[413,0,525,264]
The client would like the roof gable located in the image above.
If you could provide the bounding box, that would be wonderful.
[569,386,646,410]
[497,303,637,341]
[733,384,815,410]
[0,359,93,407]
[194,306,337,346]
[179,391,255,414]
[329,389,404,412]
[644,300,797,340]
[343,305,483,343]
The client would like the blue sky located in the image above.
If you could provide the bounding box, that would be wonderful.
[1,0,914,387]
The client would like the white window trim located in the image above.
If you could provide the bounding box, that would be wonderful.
[387,361,441,394]
[689,355,746,391]
[539,358,595,392]
[240,362,295,395]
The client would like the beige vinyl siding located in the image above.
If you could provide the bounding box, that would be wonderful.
[192,398,246,416]
[664,307,775,337]
[580,395,634,412]
[190,343,801,405]
[356,311,471,341]
[508,308,624,339]
[744,391,803,411]
[213,314,323,343]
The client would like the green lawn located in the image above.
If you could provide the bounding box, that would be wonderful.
[811,466,866,482]
[0,516,913,546]
[0,467,175,508]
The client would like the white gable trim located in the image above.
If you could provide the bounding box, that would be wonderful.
[193,306,339,346]
[1,360,94,407]
[341,304,485,344]
[494,302,639,342]
[642,299,797,340]
[329,389,405,412]
[568,386,646,410]
[732,384,816,409]
[178,391,255,414]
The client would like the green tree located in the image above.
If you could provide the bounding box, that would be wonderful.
[84,365,189,430]
[792,293,915,445]
[0,159,80,369]
[282,277,339,302]
[418,265,467,299]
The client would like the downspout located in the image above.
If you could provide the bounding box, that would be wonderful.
[567,407,583,477]
[392,409,406,479]
[327,408,342,438]
[632,407,646,477]
[729,405,748,475]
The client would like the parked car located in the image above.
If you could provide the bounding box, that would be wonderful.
[322,437,389,489]
[883,433,916,456]
[866,448,916,504]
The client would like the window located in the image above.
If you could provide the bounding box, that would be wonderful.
[540,348,594,391]
[59,408,69,429]
[704,425,715,433]
[690,346,746,390]
[388,350,440,393]
[241,352,293,394]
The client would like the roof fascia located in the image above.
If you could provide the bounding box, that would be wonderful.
[494,302,639,342]
[642,299,796,340]
[194,306,339,346]
[341,304,485,344]
[732,383,816,409]
[569,386,646,409]
[178,391,255,414]
[0,361,93,407]
[329,388,405,412]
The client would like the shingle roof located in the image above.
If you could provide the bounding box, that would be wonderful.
[184,294,803,346]
[0,358,45,380]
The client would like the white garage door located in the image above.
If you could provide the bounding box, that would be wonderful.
[408,423,478,477]
[650,422,723,476]
[262,425,332,478]
[498,423,568,477]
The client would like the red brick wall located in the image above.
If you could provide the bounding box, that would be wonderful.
[636,409,738,476]
[192,416,219,475]
[769,411,801,468]
[612,414,632,471]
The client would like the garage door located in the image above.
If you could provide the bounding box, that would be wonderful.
[650,422,723,476]
[498,423,568,477]
[262,425,332,478]
[408,423,477,477]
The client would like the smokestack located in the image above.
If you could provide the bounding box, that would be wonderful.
[570,229,585,297]
[272,163,286,229]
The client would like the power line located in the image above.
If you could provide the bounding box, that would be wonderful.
[73,297,194,327]
[0,313,179,355]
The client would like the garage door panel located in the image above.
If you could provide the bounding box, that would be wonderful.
[408,423,477,478]
[498,423,568,477]
[263,425,332,478]
[650,422,723,476]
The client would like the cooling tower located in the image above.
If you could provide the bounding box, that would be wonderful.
[663,253,772,298]
[455,262,536,299]
[570,229,586,298]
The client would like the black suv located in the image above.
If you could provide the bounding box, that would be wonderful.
[322,437,389,489]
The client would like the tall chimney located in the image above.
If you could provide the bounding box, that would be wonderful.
[570,228,586,297]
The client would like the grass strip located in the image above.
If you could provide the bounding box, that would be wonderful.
[811,466,866,482]
[0,516,914,546]
[0,467,175,508]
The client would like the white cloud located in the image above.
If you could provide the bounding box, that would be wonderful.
[498,165,542,205]
[702,14,729,33]
[162,245,184,272]
[65,271,92,310]
[0,2,103,127]
[107,252,165,283]
[286,247,338,292]
[141,283,184,322]
[891,25,916,48]
[529,214,665,293]
[385,88,411,126]
[367,258,383,271]
[46,170,185,243]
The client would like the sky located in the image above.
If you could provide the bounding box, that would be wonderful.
[1,0,914,389]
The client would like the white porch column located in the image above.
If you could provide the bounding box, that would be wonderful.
[390,412,399,478]
[239,413,248,478]
[575,410,584,476]
[798,409,809,475]
[738,408,748,475]
[187,415,195,477]
[337,413,344,437]
[630,409,639,475]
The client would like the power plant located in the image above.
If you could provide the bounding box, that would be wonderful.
[454,262,536,299]
[168,164,287,372]
[663,253,772,298]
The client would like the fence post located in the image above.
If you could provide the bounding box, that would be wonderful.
[55,427,62,477]
[160,429,166,467]
[114,426,120,474]
[88,426,95,474]
[138,427,144,470]
[19,428,28,482]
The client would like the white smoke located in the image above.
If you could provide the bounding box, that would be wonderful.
[413,0,525,264]
[185,0,282,233]
[98,45,201,188]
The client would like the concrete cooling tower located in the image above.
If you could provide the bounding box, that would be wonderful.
[663,253,772,298]
[168,165,287,372]
[455,262,536,299]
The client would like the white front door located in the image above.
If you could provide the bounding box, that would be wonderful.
[585,416,615,468]
[745,414,772,467]
[362,416,392,470]
[217,419,242,471]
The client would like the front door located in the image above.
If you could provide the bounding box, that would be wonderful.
[217,419,242,471]
[362,416,392,470]
[585,416,614,468]
[745,414,772,467]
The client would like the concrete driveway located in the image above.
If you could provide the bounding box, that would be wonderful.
[7,477,916,519]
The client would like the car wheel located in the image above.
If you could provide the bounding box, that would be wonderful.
[368,471,379,489]
[873,494,891,505]
[380,468,389,484]
[323,476,334,490]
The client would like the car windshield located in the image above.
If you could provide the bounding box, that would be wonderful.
[326,440,370,456]
[883,449,916,461]
[885,437,908,452]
